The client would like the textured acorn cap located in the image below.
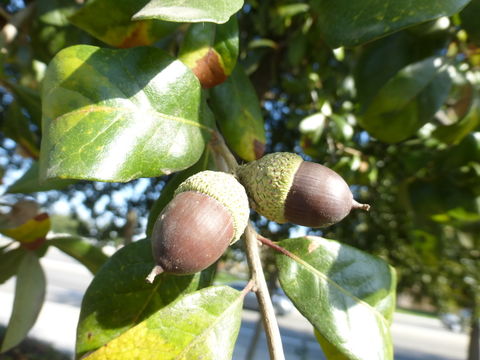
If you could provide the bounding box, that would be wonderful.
[236,152,303,223]
[174,170,249,243]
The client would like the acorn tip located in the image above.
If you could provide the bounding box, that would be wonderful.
[352,200,370,211]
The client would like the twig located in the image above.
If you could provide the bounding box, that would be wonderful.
[209,130,239,172]
[244,224,285,360]
[210,131,285,360]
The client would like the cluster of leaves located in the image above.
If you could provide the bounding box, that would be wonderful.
[0,0,479,359]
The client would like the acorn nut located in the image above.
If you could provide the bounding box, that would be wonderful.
[146,171,249,282]
[236,152,370,228]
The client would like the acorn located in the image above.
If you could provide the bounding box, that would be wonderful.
[146,171,249,282]
[236,152,370,228]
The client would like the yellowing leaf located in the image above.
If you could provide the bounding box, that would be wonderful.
[85,286,243,360]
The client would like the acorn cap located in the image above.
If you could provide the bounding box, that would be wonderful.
[236,152,303,223]
[174,170,249,243]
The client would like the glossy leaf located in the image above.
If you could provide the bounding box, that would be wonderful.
[1,251,46,352]
[40,45,209,182]
[85,286,243,360]
[276,236,396,360]
[311,0,470,47]
[146,145,216,237]
[76,239,214,357]
[133,0,244,24]
[209,65,266,161]
[47,235,108,274]
[179,17,239,88]
[69,0,178,48]
[7,161,76,194]
[0,247,26,284]
[358,57,451,143]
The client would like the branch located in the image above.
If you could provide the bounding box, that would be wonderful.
[210,131,285,360]
[244,224,286,360]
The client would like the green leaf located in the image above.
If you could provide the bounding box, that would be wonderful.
[47,235,108,274]
[433,91,480,144]
[69,0,178,48]
[0,247,26,284]
[146,145,216,237]
[276,236,396,360]
[355,32,416,109]
[358,57,451,143]
[209,65,266,161]
[76,239,214,357]
[40,45,209,182]
[2,100,40,158]
[179,17,239,88]
[84,286,243,360]
[1,251,46,352]
[7,161,76,194]
[311,0,470,47]
[133,0,244,24]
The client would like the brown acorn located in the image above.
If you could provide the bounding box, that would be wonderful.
[236,152,370,228]
[146,171,249,282]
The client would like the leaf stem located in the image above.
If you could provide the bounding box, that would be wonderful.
[257,234,299,261]
[210,131,285,360]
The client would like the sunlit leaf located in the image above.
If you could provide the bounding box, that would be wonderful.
[0,201,50,250]
[85,286,243,360]
[76,239,215,357]
[69,0,178,48]
[179,17,239,88]
[133,0,244,24]
[40,45,210,182]
[1,252,46,352]
[311,0,470,47]
[276,236,396,360]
